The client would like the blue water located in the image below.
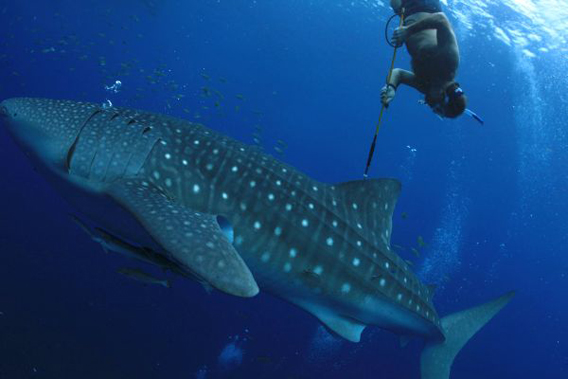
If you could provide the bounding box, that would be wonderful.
[1,1,567,378]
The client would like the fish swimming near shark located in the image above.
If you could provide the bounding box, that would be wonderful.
[0,97,513,379]
[117,267,172,288]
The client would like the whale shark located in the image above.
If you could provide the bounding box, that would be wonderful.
[0,97,513,379]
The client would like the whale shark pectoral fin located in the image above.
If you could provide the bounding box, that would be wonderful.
[105,178,259,298]
[294,300,366,342]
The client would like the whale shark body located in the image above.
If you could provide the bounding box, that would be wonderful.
[0,97,513,378]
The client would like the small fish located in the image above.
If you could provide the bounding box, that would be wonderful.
[405,259,414,267]
[393,244,405,251]
[235,94,245,100]
[275,140,287,155]
[201,281,214,294]
[200,73,210,80]
[274,146,285,155]
[252,132,262,145]
[118,268,171,288]
[255,355,273,364]
[417,236,427,248]
[411,247,420,258]
[401,212,408,219]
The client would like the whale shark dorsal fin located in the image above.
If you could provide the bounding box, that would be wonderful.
[335,178,401,251]
[106,178,259,298]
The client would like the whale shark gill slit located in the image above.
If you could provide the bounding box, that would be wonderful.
[65,109,101,172]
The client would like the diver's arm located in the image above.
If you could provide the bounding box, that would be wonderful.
[388,68,424,92]
[381,69,425,106]
[392,13,452,46]
[405,12,450,35]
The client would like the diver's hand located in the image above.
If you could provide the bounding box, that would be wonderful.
[381,85,396,106]
[390,0,403,14]
[391,26,408,47]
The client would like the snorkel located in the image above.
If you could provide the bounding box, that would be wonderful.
[464,108,484,125]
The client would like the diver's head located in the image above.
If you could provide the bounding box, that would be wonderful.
[427,82,467,119]
[443,82,467,118]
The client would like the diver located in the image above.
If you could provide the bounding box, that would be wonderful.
[381,0,482,124]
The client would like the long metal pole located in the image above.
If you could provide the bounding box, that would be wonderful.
[363,10,405,179]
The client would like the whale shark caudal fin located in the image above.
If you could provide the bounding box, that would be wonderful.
[106,178,259,298]
[420,291,515,379]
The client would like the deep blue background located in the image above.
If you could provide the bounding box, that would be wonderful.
[0,1,566,378]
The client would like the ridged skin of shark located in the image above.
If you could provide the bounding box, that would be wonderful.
[0,97,443,341]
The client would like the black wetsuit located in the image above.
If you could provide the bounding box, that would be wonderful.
[402,0,442,16]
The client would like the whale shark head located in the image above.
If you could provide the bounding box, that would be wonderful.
[1,97,98,170]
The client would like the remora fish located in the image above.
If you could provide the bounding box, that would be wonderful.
[70,214,182,272]
[117,267,171,288]
[0,98,513,379]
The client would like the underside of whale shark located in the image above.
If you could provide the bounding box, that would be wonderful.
[0,97,514,379]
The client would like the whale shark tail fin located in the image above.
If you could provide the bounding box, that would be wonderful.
[420,291,515,379]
